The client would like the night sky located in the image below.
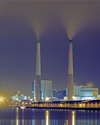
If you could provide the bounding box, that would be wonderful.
[0,1,100,97]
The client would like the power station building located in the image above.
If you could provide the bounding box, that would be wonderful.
[53,90,66,99]
[33,80,52,101]
[66,86,98,100]
[33,40,98,102]
[53,86,98,100]
[32,42,53,102]
[41,80,53,101]
[67,40,99,101]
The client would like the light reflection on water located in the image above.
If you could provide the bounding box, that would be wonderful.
[16,108,19,125]
[45,110,49,125]
[0,107,100,125]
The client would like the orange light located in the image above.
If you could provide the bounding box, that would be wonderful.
[69,83,71,85]
[69,53,71,55]
[69,68,71,70]
[36,84,38,86]
[36,55,38,58]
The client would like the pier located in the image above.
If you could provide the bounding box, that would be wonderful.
[26,100,100,110]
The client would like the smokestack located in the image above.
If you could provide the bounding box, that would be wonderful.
[36,42,41,102]
[68,40,74,100]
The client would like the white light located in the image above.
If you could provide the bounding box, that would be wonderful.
[72,96,77,100]
[45,97,49,101]
[0,97,4,102]
[16,98,18,101]
[82,97,94,100]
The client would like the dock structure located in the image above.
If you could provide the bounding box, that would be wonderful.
[26,100,100,110]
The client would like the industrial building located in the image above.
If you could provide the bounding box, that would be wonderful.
[81,87,98,100]
[53,90,66,99]
[41,80,53,101]
[53,86,98,101]
[67,40,99,101]
[11,91,27,101]
[33,42,53,102]
[33,80,52,102]
[66,86,98,100]
[32,40,99,102]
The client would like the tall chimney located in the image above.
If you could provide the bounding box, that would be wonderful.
[68,40,74,100]
[36,42,41,102]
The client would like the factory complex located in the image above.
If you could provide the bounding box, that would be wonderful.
[31,41,99,102]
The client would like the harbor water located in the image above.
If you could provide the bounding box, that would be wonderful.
[0,107,100,125]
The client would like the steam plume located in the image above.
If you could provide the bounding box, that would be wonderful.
[0,1,100,40]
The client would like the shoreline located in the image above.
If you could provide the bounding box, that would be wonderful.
[26,106,100,110]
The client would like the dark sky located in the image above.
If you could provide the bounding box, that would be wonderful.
[0,1,100,97]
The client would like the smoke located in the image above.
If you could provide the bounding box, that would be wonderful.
[22,2,59,41]
[0,1,100,40]
[61,2,100,40]
[86,82,93,88]
[25,1,100,40]
[32,18,44,41]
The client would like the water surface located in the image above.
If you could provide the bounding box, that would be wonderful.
[0,107,100,125]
